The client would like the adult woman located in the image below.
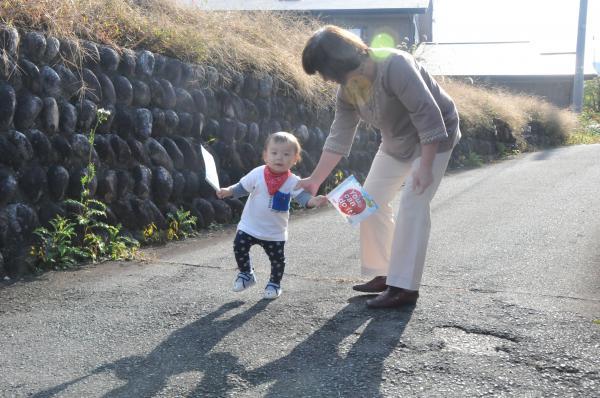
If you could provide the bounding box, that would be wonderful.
[298,26,461,308]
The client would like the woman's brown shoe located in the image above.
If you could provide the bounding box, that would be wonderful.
[352,276,387,293]
[366,287,419,308]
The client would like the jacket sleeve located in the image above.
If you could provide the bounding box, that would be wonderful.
[323,87,360,157]
[230,183,249,198]
[238,167,259,193]
[385,53,448,145]
[293,190,312,207]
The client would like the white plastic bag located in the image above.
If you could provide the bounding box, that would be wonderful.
[326,175,378,226]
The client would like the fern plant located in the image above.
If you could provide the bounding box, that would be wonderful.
[142,222,164,244]
[463,151,484,168]
[106,224,139,260]
[31,109,139,269]
[31,216,87,269]
[166,208,197,240]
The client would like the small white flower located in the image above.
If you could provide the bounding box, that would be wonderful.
[97,108,111,117]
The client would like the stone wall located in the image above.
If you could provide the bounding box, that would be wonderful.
[0,26,378,277]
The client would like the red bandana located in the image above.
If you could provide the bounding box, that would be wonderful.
[264,166,291,196]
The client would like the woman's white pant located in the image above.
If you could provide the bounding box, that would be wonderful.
[360,148,453,290]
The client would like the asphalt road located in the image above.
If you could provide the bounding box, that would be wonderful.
[1,144,599,397]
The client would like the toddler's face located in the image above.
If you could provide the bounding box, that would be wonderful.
[263,141,298,173]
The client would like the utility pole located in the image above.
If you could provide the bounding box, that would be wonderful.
[572,0,588,113]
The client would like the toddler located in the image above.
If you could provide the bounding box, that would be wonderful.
[217,132,327,299]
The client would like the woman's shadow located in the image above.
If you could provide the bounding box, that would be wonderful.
[239,296,415,398]
[32,299,270,398]
[33,296,414,398]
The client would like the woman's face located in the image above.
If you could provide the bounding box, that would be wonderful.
[319,71,347,85]
[319,61,366,85]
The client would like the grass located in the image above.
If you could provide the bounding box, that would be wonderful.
[567,131,600,145]
[0,0,334,108]
[442,79,579,150]
[0,0,588,150]
[567,112,600,145]
[462,151,484,168]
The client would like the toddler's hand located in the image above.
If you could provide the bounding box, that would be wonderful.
[216,188,232,199]
[308,195,329,208]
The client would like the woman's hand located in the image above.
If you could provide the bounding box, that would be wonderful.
[412,141,439,195]
[295,176,322,196]
[411,166,434,195]
[216,187,232,199]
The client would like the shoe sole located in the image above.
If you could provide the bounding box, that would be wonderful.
[263,293,280,300]
[366,297,418,308]
[352,286,386,293]
[232,280,256,292]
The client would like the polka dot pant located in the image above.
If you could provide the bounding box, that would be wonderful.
[233,230,286,284]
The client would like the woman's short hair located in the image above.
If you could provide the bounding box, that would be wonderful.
[264,132,302,161]
[302,25,369,83]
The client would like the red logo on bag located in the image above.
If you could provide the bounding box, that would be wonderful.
[338,188,366,216]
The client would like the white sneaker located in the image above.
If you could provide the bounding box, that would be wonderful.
[232,271,257,292]
[263,282,282,299]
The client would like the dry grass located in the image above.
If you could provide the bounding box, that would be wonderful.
[442,79,578,147]
[0,0,579,145]
[0,0,334,107]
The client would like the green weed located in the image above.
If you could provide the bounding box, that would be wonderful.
[31,109,139,269]
[463,151,484,168]
[31,216,87,269]
[166,208,198,240]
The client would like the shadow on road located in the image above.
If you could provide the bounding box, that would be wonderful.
[33,296,414,397]
[32,300,268,398]
[242,295,415,397]
[532,148,560,161]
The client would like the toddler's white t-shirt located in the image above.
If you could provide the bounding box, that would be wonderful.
[237,166,303,241]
